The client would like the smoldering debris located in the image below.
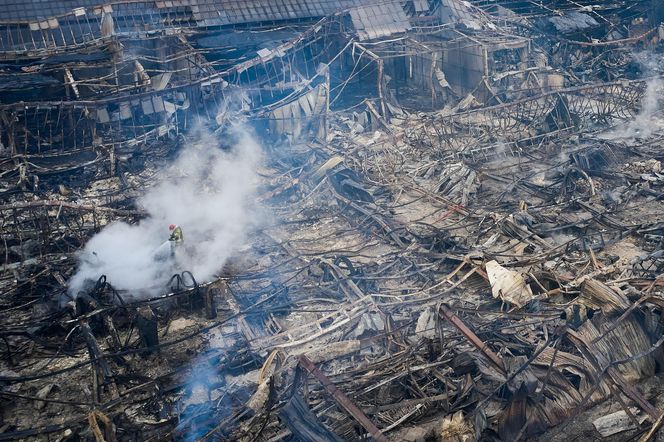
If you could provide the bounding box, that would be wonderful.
[3,1,664,442]
[601,76,664,140]
[68,126,263,298]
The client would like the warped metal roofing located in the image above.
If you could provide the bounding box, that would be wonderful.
[348,1,410,41]
[0,0,373,24]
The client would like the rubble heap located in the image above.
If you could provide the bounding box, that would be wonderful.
[2,0,664,441]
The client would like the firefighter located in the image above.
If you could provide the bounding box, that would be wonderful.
[168,224,183,243]
[168,224,183,257]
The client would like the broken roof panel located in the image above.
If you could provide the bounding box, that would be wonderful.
[438,0,491,29]
[0,0,386,54]
[348,0,410,41]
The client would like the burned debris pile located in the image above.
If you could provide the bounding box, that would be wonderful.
[3,0,664,441]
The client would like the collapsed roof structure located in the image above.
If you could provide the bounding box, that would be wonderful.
[2,0,664,440]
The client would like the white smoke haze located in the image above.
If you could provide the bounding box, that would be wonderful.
[68,125,263,298]
[600,52,664,140]
[608,77,664,139]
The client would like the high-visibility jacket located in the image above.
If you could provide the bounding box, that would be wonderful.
[169,226,183,244]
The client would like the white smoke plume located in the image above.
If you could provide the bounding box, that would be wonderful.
[600,51,664,140]
[68,125,262,298]
[606,77,664,139]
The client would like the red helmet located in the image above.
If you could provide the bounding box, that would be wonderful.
[168,224,176,231]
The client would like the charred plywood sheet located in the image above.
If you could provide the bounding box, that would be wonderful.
[348,1,410,41]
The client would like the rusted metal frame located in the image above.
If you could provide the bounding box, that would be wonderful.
[438,303,505,373]
[603,88,616,116]
[298,355,389,442]
[618,85,642,118]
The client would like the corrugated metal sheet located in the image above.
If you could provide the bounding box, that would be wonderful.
[0,0,106,21]
[348,1,410,41]
[269,82,328,140]
[0,0,377,25]
[438,0,486,29]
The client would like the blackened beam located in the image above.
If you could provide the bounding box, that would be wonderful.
[439,303,506,373]
[298,355,389,442]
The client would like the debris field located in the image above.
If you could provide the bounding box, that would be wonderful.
[2,0,664,441]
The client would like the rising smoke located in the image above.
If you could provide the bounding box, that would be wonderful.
[68,125,262,298]
[608,77,664,139]
[600,53,664,140]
